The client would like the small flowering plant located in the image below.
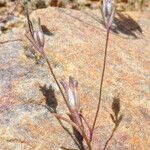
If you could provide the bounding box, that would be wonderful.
[25,0,119,149]
[24,4,70,121]
[25,8,92,149]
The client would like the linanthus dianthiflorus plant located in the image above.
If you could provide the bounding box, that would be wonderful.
[25,0,116,149]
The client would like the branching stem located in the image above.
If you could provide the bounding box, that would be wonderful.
[55,113,92,150]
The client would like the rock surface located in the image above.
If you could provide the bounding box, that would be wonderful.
[0,7,150,150]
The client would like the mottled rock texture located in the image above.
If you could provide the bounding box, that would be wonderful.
[0,7,150,150]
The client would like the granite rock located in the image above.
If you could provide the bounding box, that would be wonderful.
[0,7,150,149]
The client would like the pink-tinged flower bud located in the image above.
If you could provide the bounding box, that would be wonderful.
[33,20,45,53]
[101,0,116,29]
[60,76,80,113]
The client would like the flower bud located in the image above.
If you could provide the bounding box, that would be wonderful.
[101,0,116,29]
[60,76,80,113]
[33,19,45,53]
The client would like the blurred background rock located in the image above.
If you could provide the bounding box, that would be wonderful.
[0,0,149,13]
[0,0,149,34]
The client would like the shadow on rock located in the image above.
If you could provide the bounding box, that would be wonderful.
[41,25,54,36]
[112,12,143,39]
[39,85,58,113]
[82,11,142,39]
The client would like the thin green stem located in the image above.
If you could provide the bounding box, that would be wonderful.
[91,28,110,140]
